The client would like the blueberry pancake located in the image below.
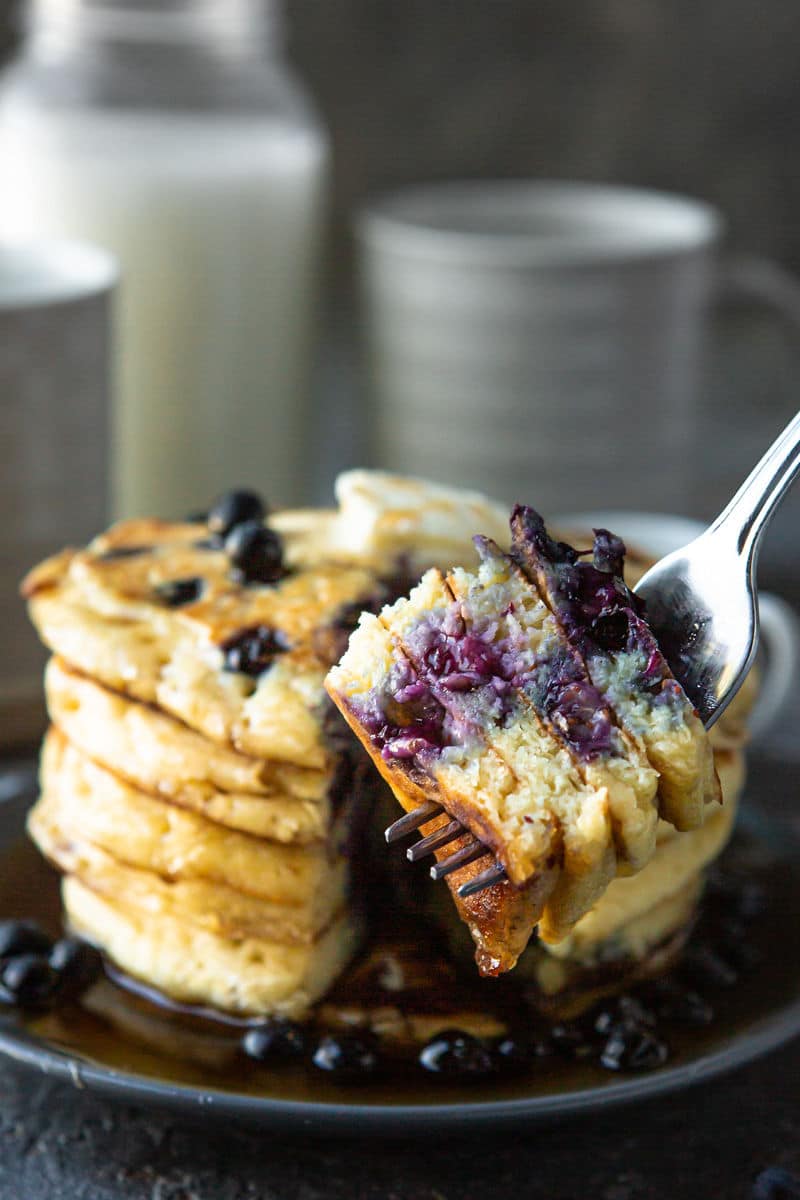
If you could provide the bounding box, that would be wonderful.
[509,506,720,830]
[45,657,333,843]
[23,518,384,768]
[327,512,720,969]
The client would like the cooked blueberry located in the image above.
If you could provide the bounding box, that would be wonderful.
[594,995,656,1037]
[418,1030,496,1078]
[647,980,714,1027]
[752,1166,800,1199]
[493,1035,536,1074]
[311,1032,380,1080]
[207,490,266,538]
[590,611,629,652]
[97,545,152,561]
[0,920,52,960]
[681,944,739,990]
[225,521,284,585]
[49,938,103,999]
[242,1018,307,1062]
[600,1027,669,1072]
[220,625,290,677]
[155,577,204,607]
[549,1021,595,1060]
[0,954,60,1009]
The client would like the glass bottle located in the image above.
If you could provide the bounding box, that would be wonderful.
[0,0,329,516]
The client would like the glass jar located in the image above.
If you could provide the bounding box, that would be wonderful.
[0,0,330,516]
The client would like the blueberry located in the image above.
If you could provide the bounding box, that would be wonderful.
[155,577,204,607]
[549,1021,596,1060]
[0,954,60,1010]
[242,1018,307,1062]
[648,980,714,1027]
[207,490,266,539]
[311,1033,380,1081]
[220,625,290,677]
[418,1029,496,1078]
[493,1034,536,1075]
[0,920,52,961]
[225,522,284,585]
[752,1167,800,1199]
[594,995,656,1037]
[681,944,739,990]
[600,1026,669,1072]
[49,938,103,1000]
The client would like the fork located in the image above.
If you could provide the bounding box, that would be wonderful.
[634,410,800,727]
[387,411,800,894]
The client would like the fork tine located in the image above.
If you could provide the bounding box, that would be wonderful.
[457,861,508,897]
[429,839,487,880]
[384,799,443,844]
[406,819,463,862]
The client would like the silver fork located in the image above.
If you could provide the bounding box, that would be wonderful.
[635,410,800,727]
[387,411,800,895]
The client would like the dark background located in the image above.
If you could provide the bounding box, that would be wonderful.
[4,0,800,277]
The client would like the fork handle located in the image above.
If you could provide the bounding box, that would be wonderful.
[710,410,800,569]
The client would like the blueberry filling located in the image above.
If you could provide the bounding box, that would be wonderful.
[207,489,267,539]
[225,521,285,585]
[220,625,290,677]
[154,577,204,607]
[510,505,681,706]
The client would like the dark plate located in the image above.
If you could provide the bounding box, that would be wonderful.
[1,761,799,1136]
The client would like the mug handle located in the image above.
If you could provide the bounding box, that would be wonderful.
[719,253,800,328]
[748,592,800,739]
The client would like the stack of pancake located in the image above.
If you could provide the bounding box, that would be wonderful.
[22,474,513,1019]
[21,471,756,1027]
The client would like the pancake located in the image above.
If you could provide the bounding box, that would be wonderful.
[22,519,384,767]
[45,657,332,842]
[509,506,720,830]
[63,876,361,1018]
[32,731,349,913]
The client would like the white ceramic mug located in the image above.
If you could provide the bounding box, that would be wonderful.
[358,181,800,516]
[556,509,800,742]
[1,240,116,746]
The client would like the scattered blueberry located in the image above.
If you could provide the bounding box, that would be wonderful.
[311,1032,380,1081]
[207,490,266,539]
[493,1034,538,1075]
[0,920,52,961]
[242,1018,307,1062]
[418,1029,496,1078]
[0,954,60,1010]
[155,577,204,607]
[549,1021,596,1060]
[600,1026,669,1072]
[594,995,656,1037]
[225,521,285,585]
[752,1166,800,1199]
[97,544,153,561]
[646,980,714,1027]
[681,944,739,990]
[220,625,290,677]
[49,938,103,1000]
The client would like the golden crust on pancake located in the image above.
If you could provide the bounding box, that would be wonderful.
[33,731,344,909]
[63,876,361,1017]
[23,518,382,767]
[45,657,331,842]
